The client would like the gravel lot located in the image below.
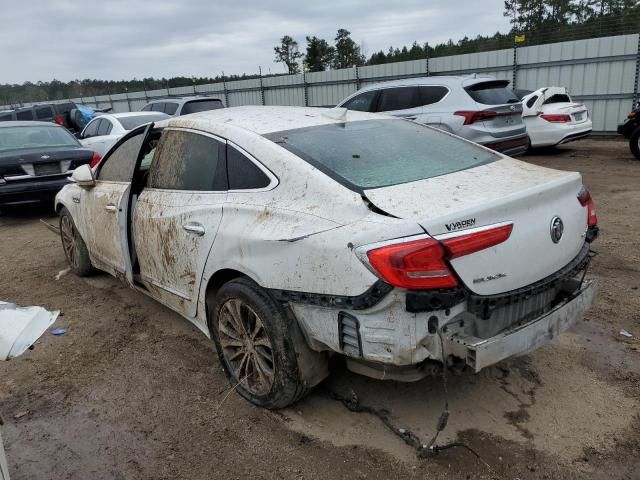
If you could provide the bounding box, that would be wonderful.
[1,138,639,480]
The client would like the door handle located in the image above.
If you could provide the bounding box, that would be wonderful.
[183,222,205,236]
[105,204,117,213]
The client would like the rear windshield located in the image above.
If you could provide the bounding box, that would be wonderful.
[181,99,224,115]
[0,125,79,152]
[266,119,498,191]
[543,94,571,104]
[118,113,168,130]
[466,81,520,105]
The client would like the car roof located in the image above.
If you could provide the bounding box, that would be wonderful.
[0,121,61,128]
[355,74,503,92]
[108,112,169,119]
[165,106,390,135]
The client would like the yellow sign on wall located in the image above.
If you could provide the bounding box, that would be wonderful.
[515,34,526,43]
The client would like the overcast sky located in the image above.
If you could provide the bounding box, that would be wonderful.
[1,0,511,84]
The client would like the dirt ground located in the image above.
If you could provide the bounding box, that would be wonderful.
[1,138,639,480]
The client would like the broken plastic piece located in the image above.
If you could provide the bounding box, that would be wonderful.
[0,301,59,360]
[620,329,633,338]
[51,328,67,336]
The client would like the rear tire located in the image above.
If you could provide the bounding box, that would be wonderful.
[630,127,640,160]
[209,277,325,409]
[59,207,95,276]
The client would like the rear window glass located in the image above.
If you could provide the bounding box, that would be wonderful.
[0,126,79,152]
[181,99,224,115]
[466,81,520,105]
[118,113,168,130]
[376,87,422,112]
[266,119,498,191]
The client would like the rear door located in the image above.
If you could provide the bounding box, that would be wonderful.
[132,128,227,316]
[81,126,149,274]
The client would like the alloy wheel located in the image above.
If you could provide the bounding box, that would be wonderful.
[60,215,79,268]
[218,298,275,396]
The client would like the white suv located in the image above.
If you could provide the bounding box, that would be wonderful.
[337,76,529,156]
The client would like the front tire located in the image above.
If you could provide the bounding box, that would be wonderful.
[59,207,95,276]
[209,278,319,409]
[630,127,640,160]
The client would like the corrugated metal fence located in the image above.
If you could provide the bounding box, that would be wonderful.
[8,33,640,133]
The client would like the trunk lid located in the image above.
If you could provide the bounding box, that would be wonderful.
[364,158,588,295]
[0,147,92,179]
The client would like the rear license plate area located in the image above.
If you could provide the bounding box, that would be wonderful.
[34,162,61,176]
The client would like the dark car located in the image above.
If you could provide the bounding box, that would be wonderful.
[0,121,97,207]
[0,102,78,131]
[141,96,224,116]
[617,103,640,159]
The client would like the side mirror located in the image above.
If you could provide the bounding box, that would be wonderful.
[71,164,96,188]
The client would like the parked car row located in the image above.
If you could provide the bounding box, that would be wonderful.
[337,75,593,153]
[55,106,597,408]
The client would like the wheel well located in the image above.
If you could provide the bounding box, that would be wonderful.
[55,202,64,213]
[204,268,247,330]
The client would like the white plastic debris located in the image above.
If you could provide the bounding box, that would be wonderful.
[55,268,71,281]
[619,329,633,338]
[0,301,59,361]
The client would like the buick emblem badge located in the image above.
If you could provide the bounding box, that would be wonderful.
[41,155,50,159]
[550,216,564,243]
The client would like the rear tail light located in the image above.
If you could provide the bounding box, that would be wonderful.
[540,114,571,123]
[454,110,497,125]
[577,186,597,226]
[55,114,64,125]
[360,224,513,290]
[90,151,102,168]
[628,111,636,118]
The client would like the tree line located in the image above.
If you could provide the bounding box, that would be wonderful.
[2,0,638,105]
[277,1,638,72]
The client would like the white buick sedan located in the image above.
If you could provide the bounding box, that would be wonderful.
[55,106,598,408]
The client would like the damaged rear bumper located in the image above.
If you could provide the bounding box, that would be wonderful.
[443,279,595,372]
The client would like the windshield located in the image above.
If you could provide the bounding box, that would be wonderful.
[266,119,498,191]
[118,113,168,130]
[0,125,79,152]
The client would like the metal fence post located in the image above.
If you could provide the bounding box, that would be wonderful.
[512,42,518,89]
[259,66,265,105]
[633,33,640,108]
[222,71,230,107]
[303,70,308,107]
[355,65,360,91]
[426,42,430,76]
[125,91,132,112]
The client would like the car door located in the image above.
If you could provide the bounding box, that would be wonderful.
[132,128,227,316]
[80,126,149,275]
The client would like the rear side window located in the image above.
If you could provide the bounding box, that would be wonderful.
[16,110,33,120]
[98,132,145,182]
[151,103,166,112]
[376,87,422,112]
[141,104,153,111]
[83,119,100,138]
[342,91,377,112]
[149,130,226,191]
[466,81,520,105]
[36,106,53,120]
[180,99,224,115]
[544,94,571,104]
[525,95,538,108]
[266,119,498,191]
[419,86,448,106]
[163,103,178,115]
[228,146,270,190]
[97,119,112,136]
